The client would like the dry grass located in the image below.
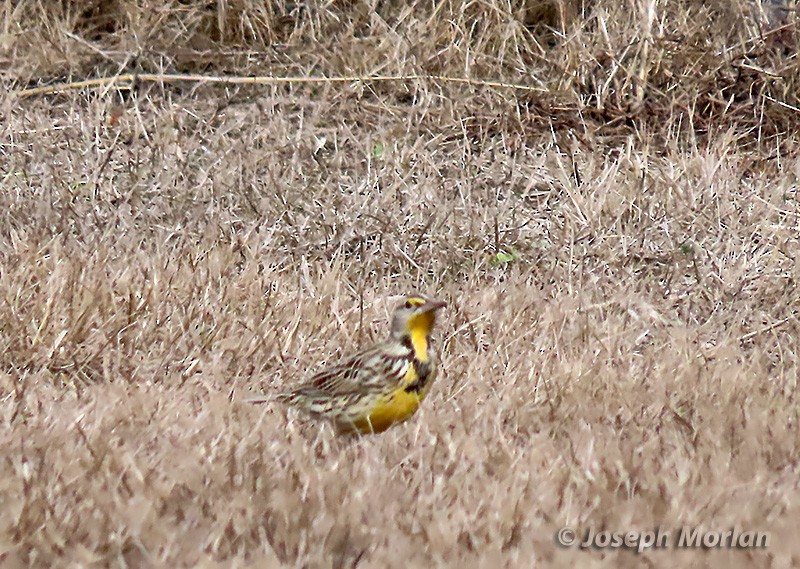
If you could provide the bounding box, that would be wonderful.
[2,0,800,567]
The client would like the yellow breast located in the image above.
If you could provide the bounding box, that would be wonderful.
[352,389,422,433]
[346,365,433,434]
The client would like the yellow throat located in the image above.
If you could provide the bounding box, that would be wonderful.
[407,310,436,361]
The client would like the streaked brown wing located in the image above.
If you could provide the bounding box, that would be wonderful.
[283,342,412,400]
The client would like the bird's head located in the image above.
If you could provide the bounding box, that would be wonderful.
[390,293,447,340]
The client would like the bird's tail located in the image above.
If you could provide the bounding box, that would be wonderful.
[244,391,294,404]
[243,394,275,404]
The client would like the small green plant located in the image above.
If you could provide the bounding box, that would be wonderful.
[489,248,519,266]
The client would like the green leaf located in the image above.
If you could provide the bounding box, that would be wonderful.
[489,249,520,266]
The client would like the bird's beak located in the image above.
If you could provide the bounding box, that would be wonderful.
[426,298,447,310]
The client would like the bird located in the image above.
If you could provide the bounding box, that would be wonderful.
[259,293,447,435]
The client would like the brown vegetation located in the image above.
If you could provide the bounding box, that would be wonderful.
[2,0,799,567]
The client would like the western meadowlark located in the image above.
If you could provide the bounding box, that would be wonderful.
[271,293,447,434]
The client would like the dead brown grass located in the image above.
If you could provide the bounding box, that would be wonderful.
[2,0,800,567]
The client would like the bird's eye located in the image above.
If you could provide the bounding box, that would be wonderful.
[404,300,413,309]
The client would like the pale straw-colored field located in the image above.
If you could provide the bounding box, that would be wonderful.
[2,1,799,567]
